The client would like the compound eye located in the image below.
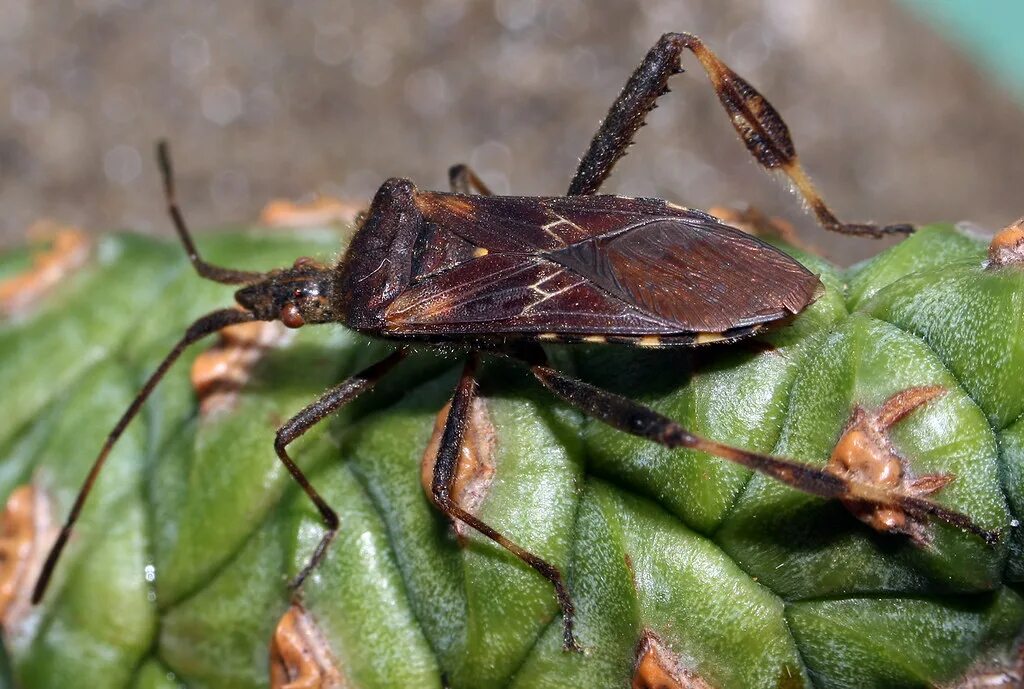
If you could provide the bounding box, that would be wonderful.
[280,303,305,328]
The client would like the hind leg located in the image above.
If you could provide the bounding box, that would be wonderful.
[569,32,911,238]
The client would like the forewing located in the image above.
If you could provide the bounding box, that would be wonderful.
[384,254,673,336]
[394,193,820,337]
[414,192,673,253]
[547,217,820,332]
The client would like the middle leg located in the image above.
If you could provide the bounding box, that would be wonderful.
[430,354,582,652]
[448,164,494,196]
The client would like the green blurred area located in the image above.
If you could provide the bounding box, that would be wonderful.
[902,0,1024,101]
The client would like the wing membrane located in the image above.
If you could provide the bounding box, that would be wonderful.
[548,218,817,332]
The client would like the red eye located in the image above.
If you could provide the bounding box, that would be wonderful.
[280,304,305,328]
[293,288,303,299]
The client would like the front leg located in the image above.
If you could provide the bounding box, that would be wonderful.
[430,354,582,652]
[570,32,912,238]
[276,347,408,589]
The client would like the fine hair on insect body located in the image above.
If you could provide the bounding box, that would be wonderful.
[33,32,998,653]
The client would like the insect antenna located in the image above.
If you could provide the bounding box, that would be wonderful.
[32,308,256,603]
[157,140,266,285]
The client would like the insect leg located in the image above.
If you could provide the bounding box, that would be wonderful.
[157,141,266,284]
[569,33,912,238]
[514,350,997,546]
[431,355,582,653]
[448,164,494,196]
[33,307,257,604]
[277,347,409,589]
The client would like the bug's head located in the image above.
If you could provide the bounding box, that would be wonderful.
[234,257,337,328]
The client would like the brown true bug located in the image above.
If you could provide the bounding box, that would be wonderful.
[32,33,996,652]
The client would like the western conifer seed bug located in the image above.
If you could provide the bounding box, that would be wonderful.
[33,32,997,652]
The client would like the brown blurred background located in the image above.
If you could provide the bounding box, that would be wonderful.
[2,0,1023,263]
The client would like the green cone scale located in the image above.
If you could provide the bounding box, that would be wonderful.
[0,222,1021,689]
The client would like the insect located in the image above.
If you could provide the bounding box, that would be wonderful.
[32,32,995,652]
